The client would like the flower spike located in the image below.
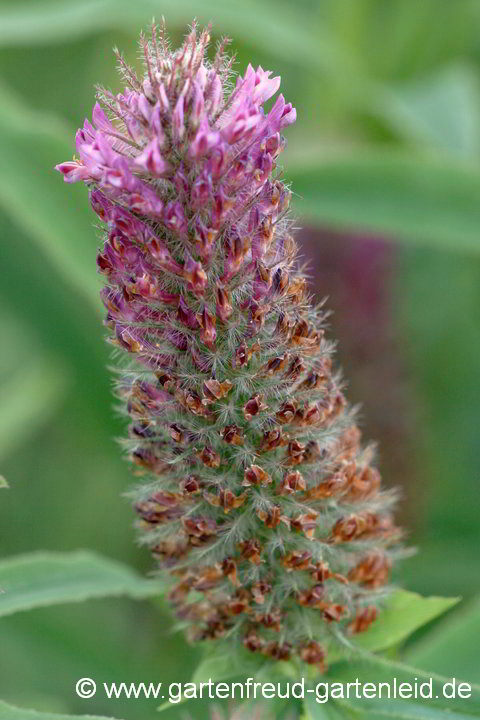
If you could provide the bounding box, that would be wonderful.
[56,21,402,668]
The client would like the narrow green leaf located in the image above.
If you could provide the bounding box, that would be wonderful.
[406,596,480,685]
[0,699,123,720]
[288,149,480,253]
[0,551,164,618]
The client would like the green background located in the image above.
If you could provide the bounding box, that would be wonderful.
[0,1,479,717]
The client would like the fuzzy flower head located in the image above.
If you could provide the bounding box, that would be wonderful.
[56,21,402,670]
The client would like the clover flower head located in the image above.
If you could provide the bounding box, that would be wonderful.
[56,20,402,669]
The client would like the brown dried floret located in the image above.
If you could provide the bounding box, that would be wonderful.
[243,464,272,487]
[197,306,216,349]
[151,535,188,563]
[243,393,268,420]
[233,340,260,368]
[216,285,233,322]
[204,488,248,513]
[297,369,328,391]
[199,620,230,640]
[248,301,271,335]
[298,640,326,671]
[291,511,318,539]
[335,424,362,462]
[319,391,346,426]
[290,320,323,354]
[222,557,240,586]
[257,353,289,376]
[303,440,325,464]
[259,428,287,452]
[348,605,377,634]
[238,538,263,564]
[244,631,265,653]
[227,588,251,615]
[292,403,322,427]
[155,371,175,390]
[251,580,271,604]
[282,550,312,571]
[348,552,391,588]
[286,276,307,303]
[330,512,396,543]
[131,447,166,474]
[257,505,290,529]
[277,470,306,495]
[276,400,297,424]
[203,378,233,403]
[254,608,282,631]
[263,641,291,661]
[275,312,293,339]
[182,516,217,545]
[310,561,348,585]
[285,439,307,466]
[344,465,381,501]
[323,603,347,623]
[176,388,213,418]
[135,491,184,525]
[191,565,223,591]
[297,584,325,608]
[180,475,203,495]
[285,355,306,381]
[303,471,348,500]
[196,445,221,468]
[221,424,244,446]
[169,423,185,443]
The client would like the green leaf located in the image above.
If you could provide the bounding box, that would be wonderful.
[0,699,123,720]
[305,679,480,720]
[335,697,476,720]
[191,648,265,685]
[288,149,480,253]
[350,590,459,654]
[158,647,267,712]
[303,696,346,720]
[406,596,480,685]
[0,475,8,489]
[325,655,480,717]
[0,82,101,312]
[0,551,164,618]
[328,590,459,662]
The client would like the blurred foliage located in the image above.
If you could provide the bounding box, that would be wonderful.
[0,0,479,717]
